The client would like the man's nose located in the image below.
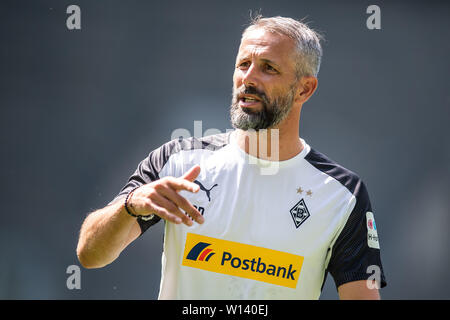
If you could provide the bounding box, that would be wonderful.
[242,63,259,88]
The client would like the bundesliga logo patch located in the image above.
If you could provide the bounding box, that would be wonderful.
[366,211,380,249]
[182,233,304,288]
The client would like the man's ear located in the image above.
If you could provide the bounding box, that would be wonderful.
[295,76,318,104]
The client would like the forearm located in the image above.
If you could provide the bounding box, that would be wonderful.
[76,200,138,269]
[76,166,204,268]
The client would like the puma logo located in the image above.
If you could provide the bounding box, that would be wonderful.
[194,180,218,202]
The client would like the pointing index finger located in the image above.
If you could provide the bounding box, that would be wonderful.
[168,178,200,193]
[181,165,201,182]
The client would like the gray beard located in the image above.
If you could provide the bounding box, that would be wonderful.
[230,85,296,131]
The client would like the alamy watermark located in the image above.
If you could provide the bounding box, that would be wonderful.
[366,5,381,30]
[366,265,381,290]
[171,121,280,175]
[66,264,81,290]
[66,5,81,30]
[64,5,381,31]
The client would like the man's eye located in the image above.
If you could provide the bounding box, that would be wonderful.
[238,61,250,68]
[265,64,277,73]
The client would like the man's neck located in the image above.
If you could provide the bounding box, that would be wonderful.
[234,126,303,161]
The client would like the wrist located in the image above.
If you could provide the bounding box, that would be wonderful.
[124,186,152,221]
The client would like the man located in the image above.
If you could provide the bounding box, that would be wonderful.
[77,16,387,299]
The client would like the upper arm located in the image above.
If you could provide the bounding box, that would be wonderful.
[338,280,380,300]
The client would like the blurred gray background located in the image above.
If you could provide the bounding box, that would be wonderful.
[1,0,449,299]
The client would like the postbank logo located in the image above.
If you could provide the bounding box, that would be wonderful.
[182,233,304,288]
[186,242,216,262]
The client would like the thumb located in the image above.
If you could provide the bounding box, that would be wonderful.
[181,165,201,182]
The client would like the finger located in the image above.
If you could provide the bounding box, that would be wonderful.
[152,204,182,225]
[159,187,204,224]
[166,177,200,193]
[153,193,193,226]
[181,165,201,182]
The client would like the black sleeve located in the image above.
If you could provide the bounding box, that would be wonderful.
[327,181,387,289]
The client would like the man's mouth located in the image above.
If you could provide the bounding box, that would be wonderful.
[238,95,262,107]
[241,96,258,102]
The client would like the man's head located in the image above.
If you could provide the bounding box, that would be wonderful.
[230,16,322,131]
